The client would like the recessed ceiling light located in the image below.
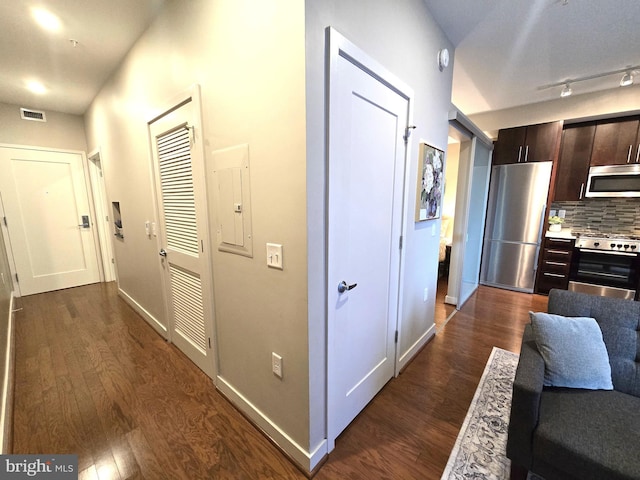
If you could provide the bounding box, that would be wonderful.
[31,7,61,32]
[26,81,47,95]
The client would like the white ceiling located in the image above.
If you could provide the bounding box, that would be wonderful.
[1,1,639,118]
[424,0,640,115]
[0,0,165,115]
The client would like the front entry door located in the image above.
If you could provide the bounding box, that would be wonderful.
[327,30,410,447]
[0,146,101,295]
[149,91,216,379]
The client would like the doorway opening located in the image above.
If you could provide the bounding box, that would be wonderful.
[88,150,116,283]
[435,111,493,331]
[435,129,465,331]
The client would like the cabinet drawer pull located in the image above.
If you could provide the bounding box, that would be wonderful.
[543,273,565,278]
[579,182,585,199]
[547,249,570,255]
[627,144,633,163]
[548,238,572,243]
[545,261,567,266]
[524,145,529,162]
[636,144,640,163]
[517,145,522,163]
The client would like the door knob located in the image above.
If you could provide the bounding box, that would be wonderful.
[338,281,357,293]
[159,249,167,257]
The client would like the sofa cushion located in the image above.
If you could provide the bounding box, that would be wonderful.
[547,289,640,397]
[530,312,613,390]
[533,389,640,480]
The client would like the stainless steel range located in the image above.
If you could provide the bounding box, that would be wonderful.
[569,234,640,300]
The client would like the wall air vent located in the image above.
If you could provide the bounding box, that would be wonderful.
[20,108,46,122]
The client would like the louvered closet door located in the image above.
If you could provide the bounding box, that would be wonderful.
[149,93,215,378]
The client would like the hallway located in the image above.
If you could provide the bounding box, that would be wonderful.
[12,282,547,479]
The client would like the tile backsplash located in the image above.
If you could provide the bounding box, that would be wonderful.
[551,198,640,236]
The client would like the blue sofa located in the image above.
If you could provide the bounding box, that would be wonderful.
[507,289,640,480]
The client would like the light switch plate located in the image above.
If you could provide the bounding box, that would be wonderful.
[272,352,283,378]
[266,243,283,269]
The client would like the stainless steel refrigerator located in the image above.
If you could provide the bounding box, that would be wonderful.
[480,161,552,292]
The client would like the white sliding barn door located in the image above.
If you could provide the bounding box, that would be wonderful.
[149,89,216,378]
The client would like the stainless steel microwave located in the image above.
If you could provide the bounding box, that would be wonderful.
[585,164,640,197]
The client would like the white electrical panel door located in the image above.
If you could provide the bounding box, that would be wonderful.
[217,167,244,246]
[209,144,253,257]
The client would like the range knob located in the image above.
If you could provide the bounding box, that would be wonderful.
[632,245,638,250]
[617,244,623,249]
[594,242,600,247]
[611,243,616,248]
[624,244,630,249]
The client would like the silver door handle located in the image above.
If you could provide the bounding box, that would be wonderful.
[78,215,90,228]
[159,249,167,257]
[338,281,357,293]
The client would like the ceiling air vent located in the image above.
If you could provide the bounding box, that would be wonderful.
[20,108,46,122]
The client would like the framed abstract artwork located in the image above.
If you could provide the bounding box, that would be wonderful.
[415,142,444,221]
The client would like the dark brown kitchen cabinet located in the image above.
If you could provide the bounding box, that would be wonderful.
[590,117,640,166]
[553,123,596,201]
[492,121,562,165]
[535,236,575,295]
[492,126,526,165]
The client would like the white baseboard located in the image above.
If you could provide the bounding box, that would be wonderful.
[216,375,327,474]
[445,294,458,305]
[0,294,15,453]
[397,323,436,372]
[117,287,168,339]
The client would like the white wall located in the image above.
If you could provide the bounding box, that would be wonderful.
[305,0,454,458]
[0,101,87,152]
[444,142,460,220]
[85,0,454,471]
[84,0,310,460]
[469,84,640,137]
[0,223,13,453]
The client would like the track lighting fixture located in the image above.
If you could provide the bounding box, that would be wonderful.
[539,64,640,98]
[620,71,634,87]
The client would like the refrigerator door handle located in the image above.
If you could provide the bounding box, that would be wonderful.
[537,205,547,238]
[532,205,547,274]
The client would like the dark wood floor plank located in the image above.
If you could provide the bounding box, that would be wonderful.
[13,282,548,479]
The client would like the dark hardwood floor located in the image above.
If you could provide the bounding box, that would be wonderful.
[434,276,456,331]
[12,282,548,479]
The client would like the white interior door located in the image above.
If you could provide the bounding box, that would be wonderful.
[0,146,101,295]
[149,90,215,379]
[327,30,410,448]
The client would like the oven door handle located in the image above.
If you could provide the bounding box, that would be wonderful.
[579,248,638,257]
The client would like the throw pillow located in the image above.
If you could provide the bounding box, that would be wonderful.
[529,312,613,390]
